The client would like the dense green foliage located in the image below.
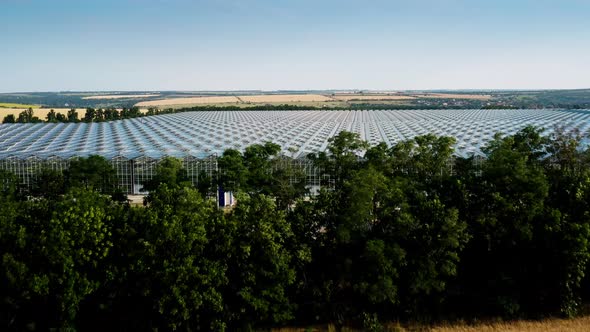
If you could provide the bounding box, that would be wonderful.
[2,128,590,330]
[2,107,145,124]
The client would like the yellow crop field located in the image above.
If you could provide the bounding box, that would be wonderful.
[0,108,82,119]
[135,94,336,107]
[131,93,495,108]
[239,94,334,103]
[136,96,240,107]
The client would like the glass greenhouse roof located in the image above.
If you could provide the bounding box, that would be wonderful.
[1,109,589,159]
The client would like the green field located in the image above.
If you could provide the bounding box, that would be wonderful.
[0,102,38,109]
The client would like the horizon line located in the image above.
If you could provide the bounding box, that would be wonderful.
[2,88,590,94]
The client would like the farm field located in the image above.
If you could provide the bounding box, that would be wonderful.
[239,94,333,103]
[82,94,161,100]
[136,95,240,107]
[134,92,495,108]
[134,93,422,108]
[136,94,335,107]
[0,102,39,108]
[1,89,589,110]
[331,94,415,101]
[161,100,353,109]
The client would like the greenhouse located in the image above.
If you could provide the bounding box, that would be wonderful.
[1,109,589,193]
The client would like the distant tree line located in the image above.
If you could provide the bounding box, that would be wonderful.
[480,104,519,109]
[1,127,590,330]
[1,108,43,124]
[2,107,145,124]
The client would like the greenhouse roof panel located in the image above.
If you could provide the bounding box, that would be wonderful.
[0,109,589,160]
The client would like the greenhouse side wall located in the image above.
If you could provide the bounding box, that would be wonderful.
[0,156,322,195]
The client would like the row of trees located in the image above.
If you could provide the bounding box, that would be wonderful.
[2,107,145,124]
[2,127,590,330]
[1,108,43,124]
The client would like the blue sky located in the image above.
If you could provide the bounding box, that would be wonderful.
[1,0,588,92]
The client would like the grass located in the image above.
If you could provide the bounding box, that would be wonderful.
[428,316,590,332]
[271,315,590,332]
[0,102,38,108]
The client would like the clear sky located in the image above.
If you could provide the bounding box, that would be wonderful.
[1,0,589,92]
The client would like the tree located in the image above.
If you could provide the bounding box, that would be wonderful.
[0,189,115,329]
[308,131,369,189]
[67,109,79,123]
[538,127,590,316]
[83,108,96,122]
[389,134,456,193]
[0,169,18,199]
[217,149,247,192]
[95,108,104,122]
[196,169,215,198]
[453,127,550,317]
[104,108,119,121]
[0,178,21,328]
[142,157,190,193]
[120,108,142,119]
[65,155,119,195]
[299,163,467,322]
[46,109,57,123]
[267,156,308,210]
[225,193,307,329]
[2,114,16,123]
[30,168,66,199]
[243,141,281,192]
[94,185,228,331]
[17,108,34,123]
[365,142,390,170]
